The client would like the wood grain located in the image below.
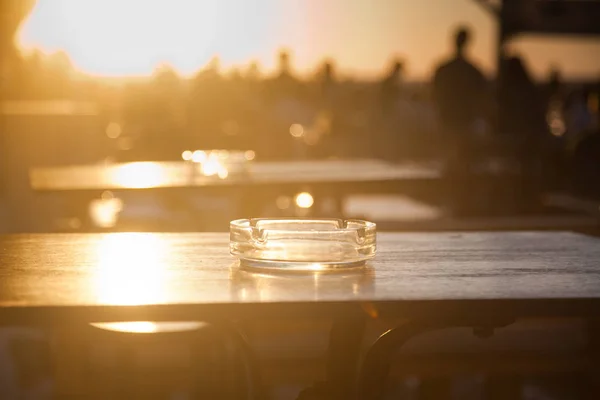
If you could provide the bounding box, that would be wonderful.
[0,232,599,323]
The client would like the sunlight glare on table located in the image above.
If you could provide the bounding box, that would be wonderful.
[92,233,168,305]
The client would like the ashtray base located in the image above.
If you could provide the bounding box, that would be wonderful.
[238,257,371,273]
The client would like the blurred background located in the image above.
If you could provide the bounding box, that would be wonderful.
[1,2,600,399]
[0,0,598,232]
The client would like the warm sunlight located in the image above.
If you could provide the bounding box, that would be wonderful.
[14,0,600,79]
[93,233,168,305]
[112,162,168,188]
[16,0,281,77]
[91,321,207,333]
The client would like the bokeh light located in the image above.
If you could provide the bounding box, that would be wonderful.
[89,195,123,228]
[295,192,314,209]
[181,150,193,161]
[289,124,304,138]
[192,150,207,163]
[244,150,256,161]
[105,122,122,139]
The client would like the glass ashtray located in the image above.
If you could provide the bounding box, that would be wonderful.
[230,218,376,271]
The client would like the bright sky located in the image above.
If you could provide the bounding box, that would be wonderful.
[16,0,600,79]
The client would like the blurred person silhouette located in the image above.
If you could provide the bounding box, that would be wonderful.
[314,60,337,156]
[315,60,337,120]
[433,26,488,165]
[565,86,595,142]
[320,61,335,103]
[545,67,564,105]
[237,62,268,152]
[433,26,488,145]
[499,56,549,210]
[570,81,600,198]
[188,56,227,149]
[270,49,300,100]
[432,25,489,215]
[544,67,567,138]
[245,61,261,83]
[595,72,600,106]
[267,50,312,159]
[377,59,406,159]
[380,59,404,117]
[499,56,547,143]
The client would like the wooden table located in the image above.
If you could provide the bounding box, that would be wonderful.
[1,231,599,398]
[28,160,444,231]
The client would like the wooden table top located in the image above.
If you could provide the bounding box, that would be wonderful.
[1,231,599,324]
[29,160,442,191]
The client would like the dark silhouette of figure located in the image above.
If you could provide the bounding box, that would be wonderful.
[319,60,336,108]
[433,27,488,139]
[571,82,600,197]
[545,67,564,104]
[499,56,546,141]
[188,57,226,149]
[543,67,567,135]
[380,59,404,116]
[433,26,489,215]
[314,60,338,157]
[245,61,261,82]
[499,56,549,209]
[264,50,307,158]
[595,72,600,107]
[321,61,334,90]
[270,50,299,100]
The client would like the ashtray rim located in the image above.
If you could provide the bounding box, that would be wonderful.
[230,217,376,234]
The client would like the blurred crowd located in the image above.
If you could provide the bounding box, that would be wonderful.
[1,26,599,168]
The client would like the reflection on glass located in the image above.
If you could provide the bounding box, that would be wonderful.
[93,233,168,305]
[111,162,168,188]
[231,265,374,302]
[90,321,207,333]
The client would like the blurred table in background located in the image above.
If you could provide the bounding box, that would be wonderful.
[26,159,443,231]
[26,159,600,234]
[29,159,442,192]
